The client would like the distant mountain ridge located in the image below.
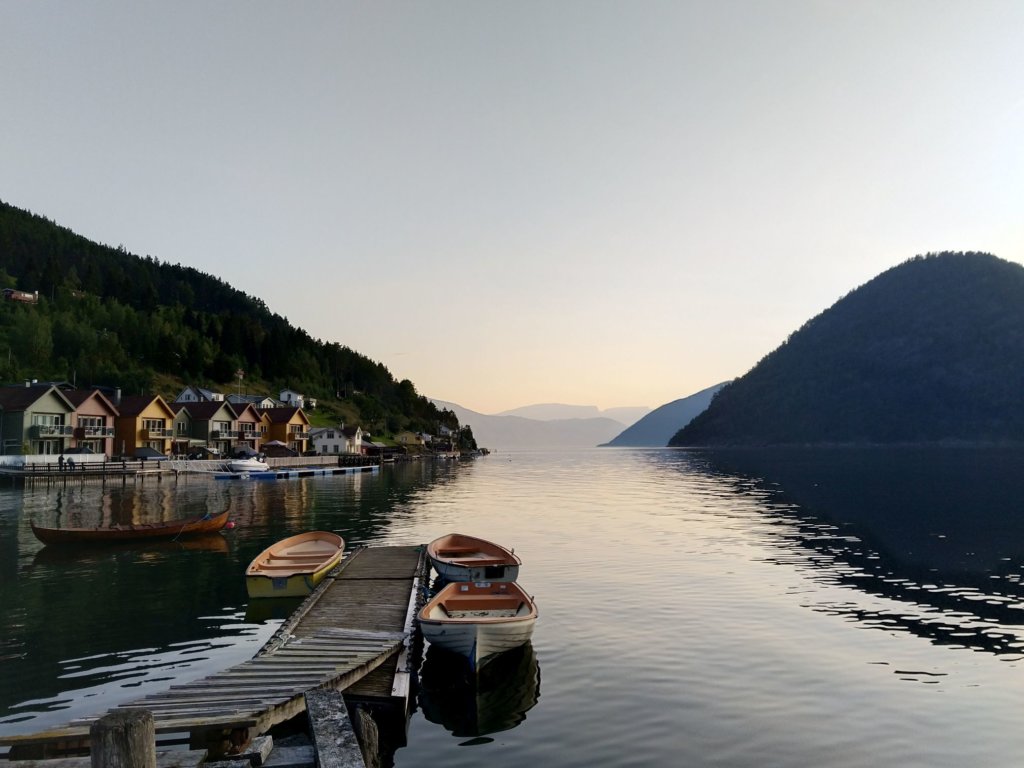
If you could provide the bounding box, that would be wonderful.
[430,399,629,449]
[497,403,650,424]
[671,252,1024,446]
[601,382,728,447]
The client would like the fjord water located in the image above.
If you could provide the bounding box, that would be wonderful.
[2,448,1024,767]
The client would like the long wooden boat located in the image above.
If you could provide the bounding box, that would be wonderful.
[426,533,522,582]
[30,509,230,545]
[418,580,538,669]
[245,531,345,598]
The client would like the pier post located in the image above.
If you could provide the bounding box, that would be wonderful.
[90,708,156,768]
[305,689,368,767]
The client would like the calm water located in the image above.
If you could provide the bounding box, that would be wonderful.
[2,448,1024,767]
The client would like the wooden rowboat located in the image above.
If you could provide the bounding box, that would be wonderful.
[426,533,521,583]
[245,531,345,598]
[30,509,230,545]
[418,580,538,669]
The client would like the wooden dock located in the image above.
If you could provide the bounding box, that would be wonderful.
[0,545,428,764]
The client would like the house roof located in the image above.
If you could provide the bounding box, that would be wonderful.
[262,406,309,425]
[177,401,235,420]
[116,394,174,418]
[63,388,119,414]
[0,384,74,412]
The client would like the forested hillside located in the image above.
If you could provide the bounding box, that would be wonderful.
[671,252,1024,446]
[0,200,464,439]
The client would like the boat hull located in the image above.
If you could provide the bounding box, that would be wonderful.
[419,581,538,668]
[427,533,522,583]
[30,510,230,545]
[245,531,345,599]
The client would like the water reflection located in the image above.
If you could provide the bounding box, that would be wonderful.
[685,447,1024,659]
[418,642,540,740]
[0,461,463,733]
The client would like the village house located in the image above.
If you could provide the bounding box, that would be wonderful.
[309,424,364,455]
[63,389,119,456]
[174,385,225,404]
[114,395,176,457]
[0,384,75,455]
[262,406,311,454]
[231,403,265,452]
[2,288,39,304]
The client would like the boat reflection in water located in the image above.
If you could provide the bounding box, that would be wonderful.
[244,595,305,624]
[418,641,540,741]
[32,532,230,566]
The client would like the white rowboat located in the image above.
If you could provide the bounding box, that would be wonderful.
[426,533,521,583]
[418,580,537,669]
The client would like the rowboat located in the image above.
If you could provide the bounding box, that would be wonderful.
[418,580,538,669]
[245,531,345,598]
[426,533,521,582]
[30,510,230,545]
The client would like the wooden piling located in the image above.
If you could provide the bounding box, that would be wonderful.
[305,690,366,768]
[90,709,156,768]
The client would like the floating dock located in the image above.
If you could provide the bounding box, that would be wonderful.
[0,544,428,765]
[213,464,381,481]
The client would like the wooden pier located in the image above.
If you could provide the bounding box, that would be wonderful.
[0,545,428,765]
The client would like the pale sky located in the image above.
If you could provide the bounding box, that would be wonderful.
[2,2,1022,414]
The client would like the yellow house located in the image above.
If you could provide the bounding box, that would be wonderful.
[395,430,426,450]
[262,407,311,454]
[113,394,176,457]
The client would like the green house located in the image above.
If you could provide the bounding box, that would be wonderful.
[0,385,76,455]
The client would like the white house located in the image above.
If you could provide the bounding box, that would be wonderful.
[280,389,305,409]
[310,424,364,454]
[174,386,224,403]
[227,393,278,409]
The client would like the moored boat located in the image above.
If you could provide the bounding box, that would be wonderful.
[418,580,538,669]
[245,531,345,598]
[426,533,521,582]
[30,509,231,545]
[227,458,270,473]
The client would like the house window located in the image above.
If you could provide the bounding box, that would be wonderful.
[32,413,66,427]
[142,418,165,431]
[79,416,103,429]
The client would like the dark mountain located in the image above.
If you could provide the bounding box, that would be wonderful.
[671,252,1024,446]
[601,382,728,447]
[0,199,459,436]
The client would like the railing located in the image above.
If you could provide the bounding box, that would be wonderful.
[211,429,240,439]
[76,426,115,438]
[31,425,74,437]
[142,428,173,439]
[289,431,310,440]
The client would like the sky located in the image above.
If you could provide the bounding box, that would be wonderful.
[2,2,1023,414]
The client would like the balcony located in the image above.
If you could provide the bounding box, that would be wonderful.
[289,431,310,440]
[32,425,74,438]
[75,426,115,438]
[142,428,173,439]
[211,429,240,439]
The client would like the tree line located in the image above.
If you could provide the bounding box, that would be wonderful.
[0,200,474,446]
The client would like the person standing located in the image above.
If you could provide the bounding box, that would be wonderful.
[58,453,65,471]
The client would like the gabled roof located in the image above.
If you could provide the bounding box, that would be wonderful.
[63,388,119,415]
[116,394,175,419]
[262,406,310,425]
[179,401,235,420]
[342,426,362,438]
[230,402,261,420]
[0,384,75,412]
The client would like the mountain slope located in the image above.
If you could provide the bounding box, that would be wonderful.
[0,199,457,435]
[671,252,1024,446]
[431,400,626,449]
[601,382,728,447]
